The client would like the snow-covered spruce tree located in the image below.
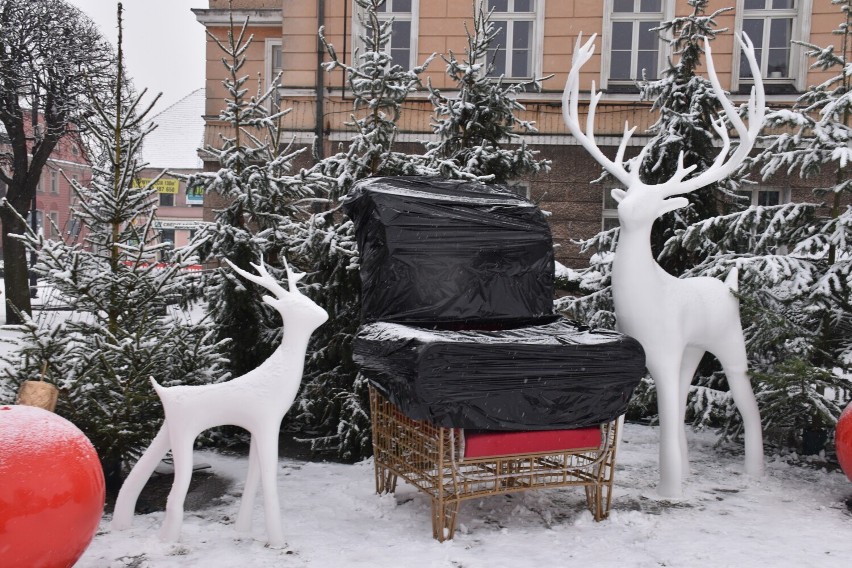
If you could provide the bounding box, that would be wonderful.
[0,5,227,492]
[424,1,549,183]
[670,0,852,450]
[558,3,750,419]
[183,5,320,379]
[292,0,436,460]
[561,0,741,316]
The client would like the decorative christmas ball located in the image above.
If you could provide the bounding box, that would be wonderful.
[838,402,852,483]
[0,405,105,568]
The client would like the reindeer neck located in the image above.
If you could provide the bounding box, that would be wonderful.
[613,223,657,270]
[259,325,314,373]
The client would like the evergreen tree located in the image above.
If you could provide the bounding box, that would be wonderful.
[424,1,550,183]
[560,1,742,324]
[0,0,114,323]
[183,3,320,378]
[670,0,851,450]
[293,0,437,460]
[0,4,227,491]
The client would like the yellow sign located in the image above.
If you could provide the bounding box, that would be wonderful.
[133,178,180,194]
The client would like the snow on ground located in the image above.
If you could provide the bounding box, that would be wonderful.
[77,424,852,568]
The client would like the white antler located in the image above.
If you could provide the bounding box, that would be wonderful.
[562,33,766,197]
[225,257,304,296]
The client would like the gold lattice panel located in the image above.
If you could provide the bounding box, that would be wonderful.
[369,385,620,541]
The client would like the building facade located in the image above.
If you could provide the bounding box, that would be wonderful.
[139,88,207,253]
[193,0,842,267]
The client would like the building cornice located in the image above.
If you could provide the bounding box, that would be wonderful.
[192,8,282,27]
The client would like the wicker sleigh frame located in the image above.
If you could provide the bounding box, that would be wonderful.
[369,386,621,541]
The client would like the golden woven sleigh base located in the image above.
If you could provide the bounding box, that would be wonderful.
[369,386,620,541]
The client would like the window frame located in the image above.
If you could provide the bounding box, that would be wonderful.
[602,186,620,231]
[601,0,675,90]
[739,185,791,207]
[484,0,545,81]
[265,37,283,107]
[731,0,812,93]
[352,0,420,72]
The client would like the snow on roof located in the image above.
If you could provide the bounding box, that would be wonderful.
[141,88,205,170]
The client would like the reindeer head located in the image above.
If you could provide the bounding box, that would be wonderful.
[225,258,329,332]
[562,33,765,233]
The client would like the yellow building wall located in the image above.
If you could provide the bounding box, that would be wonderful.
[203,0,846,142]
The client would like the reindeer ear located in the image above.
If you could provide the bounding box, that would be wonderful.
[611,188,627,203]
[660,197,689,215]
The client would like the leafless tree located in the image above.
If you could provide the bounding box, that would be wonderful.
[0,0,113,323]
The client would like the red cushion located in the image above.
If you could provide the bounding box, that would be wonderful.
[463,427,601,459]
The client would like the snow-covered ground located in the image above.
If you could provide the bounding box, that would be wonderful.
[77,424,852,568]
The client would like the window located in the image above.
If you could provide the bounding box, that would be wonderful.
[265,38,282,88]
[734,0,811,91]
[606,0,667,85]
[486,0,542,79]
[356,0,419,71]
[159,192,175,207]
[602,187,620,231]
[160,228,175,247]
[739,186,790,207]
[50,171,58,194]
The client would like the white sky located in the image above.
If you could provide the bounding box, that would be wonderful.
[65,0,209,117]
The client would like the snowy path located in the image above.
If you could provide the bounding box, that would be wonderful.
[78,423,852,568]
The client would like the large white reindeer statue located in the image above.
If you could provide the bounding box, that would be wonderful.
[562,34,765,498]
[111,259,328,546]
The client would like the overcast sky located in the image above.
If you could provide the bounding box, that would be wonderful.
[66,0,208,118]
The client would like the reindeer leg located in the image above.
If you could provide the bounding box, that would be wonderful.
[112,423,172,530]
[235,435,261,534]
[649,357,685,499]
[255,426,285,548]
[678,347,704,479]
[159,430,197,542]
[715,337,764,478]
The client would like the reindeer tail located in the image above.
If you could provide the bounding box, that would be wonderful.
[111,423,171,530]
[725,265,739,293]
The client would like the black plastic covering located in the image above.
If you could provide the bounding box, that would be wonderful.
[353,319,646,430]
[342,176,555,327]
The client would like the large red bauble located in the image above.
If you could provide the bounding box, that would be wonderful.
[0,405,105,568]
[838,402,852,483]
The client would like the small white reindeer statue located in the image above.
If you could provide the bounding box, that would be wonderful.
[111,258,328,546]
[562,34,765,498]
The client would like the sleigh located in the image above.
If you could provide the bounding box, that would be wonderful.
[344,176,645,540]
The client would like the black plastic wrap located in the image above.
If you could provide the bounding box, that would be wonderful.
[353,318,646,430]
[342,176,555,327]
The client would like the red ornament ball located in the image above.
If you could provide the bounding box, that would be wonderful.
[838,402,852,483]
[0,405,105,568]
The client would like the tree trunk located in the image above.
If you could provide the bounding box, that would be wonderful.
[1,207,32,324]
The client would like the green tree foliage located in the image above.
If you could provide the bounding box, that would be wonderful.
[183,4,321,378]
[0,4,227,491]
[424,1,550,183]
[293,0,436,460]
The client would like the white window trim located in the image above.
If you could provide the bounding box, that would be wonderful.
[485,0,546,80]
[731,0,812,92]
[742,185,791,206]
[602,186,620,230]
[265,38,283,93]
[601,0,675,90]
[351,0,420,71]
